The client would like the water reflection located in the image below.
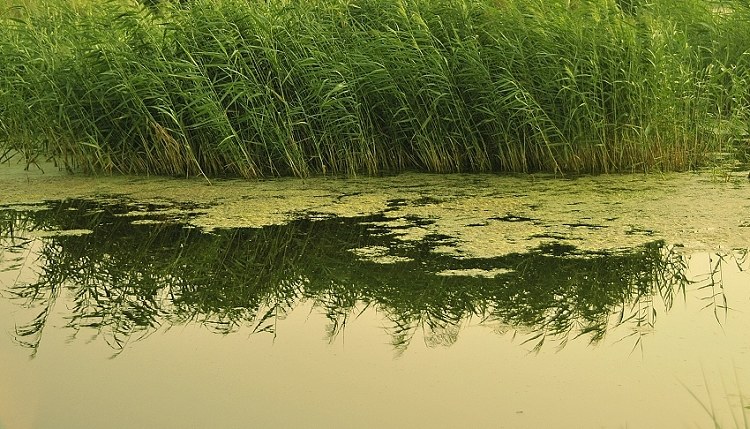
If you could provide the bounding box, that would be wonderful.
[0,198,731,356]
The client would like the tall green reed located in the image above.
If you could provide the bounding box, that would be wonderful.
[1,0,749,178]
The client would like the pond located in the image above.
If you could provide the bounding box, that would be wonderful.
[1,163,749,428]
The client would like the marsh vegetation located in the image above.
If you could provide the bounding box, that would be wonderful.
[2,0,750,177]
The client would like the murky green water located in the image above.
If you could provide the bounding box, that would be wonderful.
[1,165,750,428]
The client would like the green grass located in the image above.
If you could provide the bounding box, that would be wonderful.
[2,0,750,178]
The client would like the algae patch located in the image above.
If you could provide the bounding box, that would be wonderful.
[435,268,513,278]
[349,246,414,264]
[2,161,750,256]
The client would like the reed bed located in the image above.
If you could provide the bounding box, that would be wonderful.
[1,0,749,177]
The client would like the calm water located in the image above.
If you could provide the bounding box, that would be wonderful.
[1,197,749,429]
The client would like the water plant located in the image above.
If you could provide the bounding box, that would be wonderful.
[1,0,750,177]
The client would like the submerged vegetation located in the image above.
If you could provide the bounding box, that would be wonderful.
[1,0,750,177]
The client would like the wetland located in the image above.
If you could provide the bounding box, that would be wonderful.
[4,0,750,426]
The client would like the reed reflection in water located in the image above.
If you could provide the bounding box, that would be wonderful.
[0,198,736,357]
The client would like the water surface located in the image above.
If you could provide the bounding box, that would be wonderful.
[1,165,750,428]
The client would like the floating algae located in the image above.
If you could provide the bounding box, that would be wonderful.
[2,161,750,258]
[435,268,513,278]
[348,246,414,264]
